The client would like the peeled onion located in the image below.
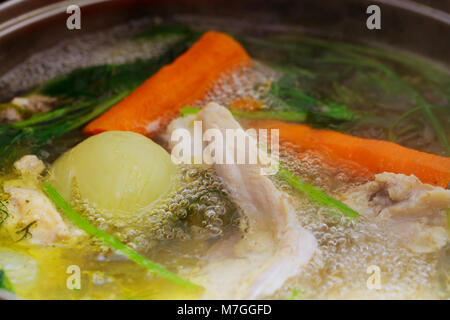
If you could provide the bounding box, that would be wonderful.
[49,131,176,214]
[0,248,38,284]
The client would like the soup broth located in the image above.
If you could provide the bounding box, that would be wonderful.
[0,16,448,300]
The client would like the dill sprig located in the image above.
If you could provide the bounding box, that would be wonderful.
[278,167,359,219]
[0,199,8,227]
[0,93,128,166]
[240,35,450,155]
[288,287,306,300]
[0,270,14,293]
[267,74,356,126]
[43,182,199,290]
[15,221,37,242]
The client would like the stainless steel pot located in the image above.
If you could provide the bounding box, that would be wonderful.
[0,0,448,300]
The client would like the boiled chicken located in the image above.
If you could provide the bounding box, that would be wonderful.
[3,155,75,245]
[168,103,317,299]
[342,172,450,253]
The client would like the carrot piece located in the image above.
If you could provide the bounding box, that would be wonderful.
[84,31,251,137]
[249,120,450,188]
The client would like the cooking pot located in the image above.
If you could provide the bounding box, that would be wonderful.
[0,0,448,300]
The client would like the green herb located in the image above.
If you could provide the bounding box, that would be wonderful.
[269,75,316,111]
[15,220,37,241]
[0,199,8,226]
[42,182,199,290]
[0,92,128,165]
[268,75,355,125]
[318,53,449,154]
[299,36,449,155]
[240,35,449,154]
[179,106,202,116]
[0,103,34,119]
[289,287,306,300]
[306,102,355,126]
[387,106,422,141]
[420,103,450,155]
[10,101,91,129]
[181,73,354,127]
[0,103,18,111]
[0,270,14,293]
[278,167,359,219]
[303,35,450,101]
[37,33,197,100]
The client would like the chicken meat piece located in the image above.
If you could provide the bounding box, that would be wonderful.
[4,186,72,245]
[341,172,449,253]
[1,95,57,124]
[168,103,317,299]
[0,107,22,123]
[2,155,77,245]
[14,154,46,177]
[11,95,57,113]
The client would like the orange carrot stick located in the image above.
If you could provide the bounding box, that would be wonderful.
[84,31,250,137]
[249,120,450,188]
